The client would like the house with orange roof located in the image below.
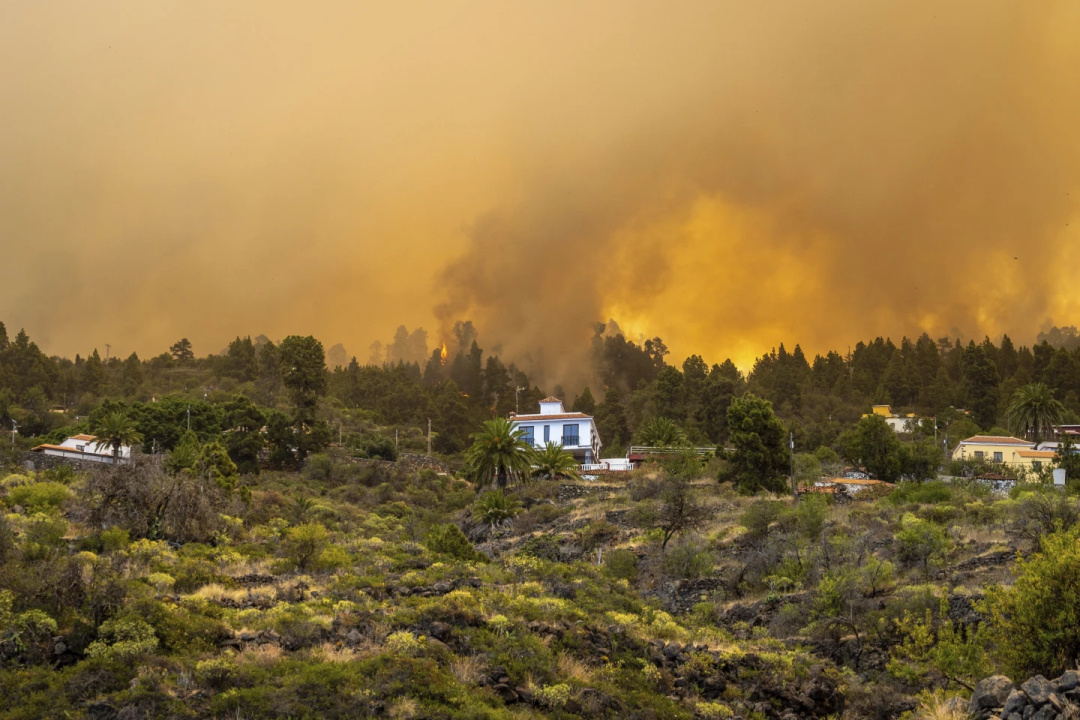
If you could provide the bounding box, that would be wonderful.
[509,397,602,465]
[951,435,1057,472]
[32,433,131,465]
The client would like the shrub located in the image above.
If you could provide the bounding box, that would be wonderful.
[6,482,69,511]
[795,494,828,539]
[100,527,131,553]
[577,519,619,551]
[284,523,329,571]
[359,434,397,461]
[85,616,159,659]
[696,701,735,719]
[1009,490,1080,543]
[740,500,787,541]
[517,534,563,562]
[534,683,572,708]
[983,525,1080,677]
[604,549,639,580]
[4,610,58,663]
[384,630,421,656]
[424,524,486,562]
[195,657,237,690]
[889,481,953,506]
[316,545,352,572]
[894,514,950,577]
[663,543,713,580]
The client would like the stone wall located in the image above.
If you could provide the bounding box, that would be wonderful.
[15,451,102,474]
[968,672,1080,720]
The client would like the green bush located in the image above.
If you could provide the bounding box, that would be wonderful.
[663,543,713,580]
[85,616,159,659]
[604,549,639,580]
[889,481,953,506]
[983,525,1080,677]
[894,514,950,577]
[6,482,70,511]
[517,534,562,562]
[424,523,486,562]
[284,523,329,571]
[100,527,131,553]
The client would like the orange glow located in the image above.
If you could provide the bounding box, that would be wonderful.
[440,342,448,364]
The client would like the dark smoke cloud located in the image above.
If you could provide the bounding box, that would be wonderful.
[1,1,1078,379]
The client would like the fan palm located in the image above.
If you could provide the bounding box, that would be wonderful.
[1005,383,1065,445]
[463,417,535,489]
[532,441,581,481]
[91,410,143,464]
[634,417,689,447]
[473,489,524,527]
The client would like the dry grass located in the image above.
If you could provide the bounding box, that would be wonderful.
[189,583,278,604]
[912,692,970,720]
[449,654,485,685]
[236,643,283,667]
[556,652,594,683]
[955,525,1008,546]
[387,697,420,719]
[313,642,358,663]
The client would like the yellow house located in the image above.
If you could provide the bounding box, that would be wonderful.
[864,405,920,432]
[951,435,1055,471]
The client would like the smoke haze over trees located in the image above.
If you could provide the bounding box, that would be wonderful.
[2,1,1080,376]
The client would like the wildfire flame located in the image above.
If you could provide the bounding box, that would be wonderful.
[440,342,447,364]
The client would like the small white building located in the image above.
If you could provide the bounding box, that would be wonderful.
[864,405,923,433]
[510,397,602,464]
[32,434,131,465]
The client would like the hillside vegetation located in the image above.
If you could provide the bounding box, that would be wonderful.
[2,445,1079,719]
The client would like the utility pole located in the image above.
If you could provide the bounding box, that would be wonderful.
[187,405,191,431]
[395,429,399,451]
[104,343,111,362]
[515,386,526,415]
[427,418,432,455]
[789,430,796,497]
[10,420,16,448]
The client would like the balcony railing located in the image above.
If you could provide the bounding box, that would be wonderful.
[561,435,580,447]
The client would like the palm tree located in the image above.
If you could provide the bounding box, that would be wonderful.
[473,489,524,527]
[91,410,143,464]
[1005,383,1065,445]
[463,417,535,489]
[634,417,689,447]
[532,441,581,481]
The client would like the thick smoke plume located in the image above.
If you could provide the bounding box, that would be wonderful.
[1,1,1078,379]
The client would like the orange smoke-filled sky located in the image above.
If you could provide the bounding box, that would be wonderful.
[2,1,1079,375]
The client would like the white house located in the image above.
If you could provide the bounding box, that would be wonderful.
[32,433,131,465]
[510,397,602,464]
[863,405,923,433]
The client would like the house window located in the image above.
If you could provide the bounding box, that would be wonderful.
[993,451,1003,463]
[521,426,534,445]
[1033,461,1043,471]
[562,424,579,446]
[543,425,550,443]
[974,451,984,460]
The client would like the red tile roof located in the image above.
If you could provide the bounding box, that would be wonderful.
[70,434,97,441]
[1017,450,1057,459]
[540,397,562,403]
[960,435,1032,445]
